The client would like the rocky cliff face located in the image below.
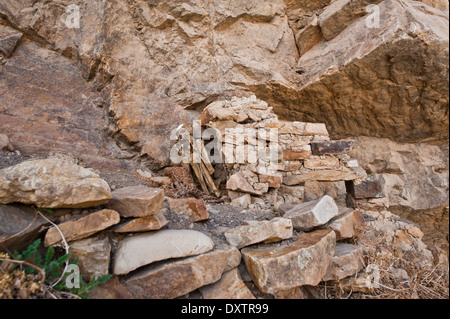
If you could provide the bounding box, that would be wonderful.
[0,1,448,241]
[0,0,448,300]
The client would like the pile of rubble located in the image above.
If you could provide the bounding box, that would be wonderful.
[197,95,368,209]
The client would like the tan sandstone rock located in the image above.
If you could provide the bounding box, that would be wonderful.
[324,208,365,240]
[283,195,340,231]
[224,218,293,249]
[44,209,120,247]
[107,186,164,218]
[0,159,111,209]
[242,229,336,294]
[266,0,449,144]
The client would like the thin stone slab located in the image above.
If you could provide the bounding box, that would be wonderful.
[44,209,120,247]
[113,210,168,233]
[113,229,215,275]
[311,140,355,155]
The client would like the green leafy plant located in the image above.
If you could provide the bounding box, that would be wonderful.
[11,239,111,299]
[55,271,112,299]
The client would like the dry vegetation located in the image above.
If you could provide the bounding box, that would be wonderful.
[318,234,449,299]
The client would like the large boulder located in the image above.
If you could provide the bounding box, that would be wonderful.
[258,0,449,144]
[0,159,111,209]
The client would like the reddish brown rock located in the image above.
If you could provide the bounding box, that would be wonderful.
[286,0,450,144]
[114,210,168,233]
[348,178,383,199]
[0,204,48,252]
[168,198,210,222]
[295,19,322,57]
[318,0,384,41]
[259,174,283,188]
[107,186,165,218]
[88,276,134,300]
[44,209,120,247]
[0,40,132,173]
[283,149,312,160]
[69,236,111,280]
[198,108,215,126]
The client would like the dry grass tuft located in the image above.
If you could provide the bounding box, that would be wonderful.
[319,238,449,299]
